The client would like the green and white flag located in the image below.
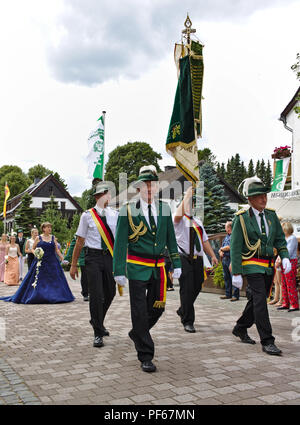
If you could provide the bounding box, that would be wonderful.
[271,157,290,192]
[87,115,105,179]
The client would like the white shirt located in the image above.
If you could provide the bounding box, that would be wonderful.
[76,205,119,249]
[139,198,157,227]
[251,207,269,237]
[173,215,208,257]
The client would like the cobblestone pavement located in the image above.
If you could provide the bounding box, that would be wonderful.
[1,270,300,406]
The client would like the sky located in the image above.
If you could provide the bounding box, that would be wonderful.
[0,0,299,196]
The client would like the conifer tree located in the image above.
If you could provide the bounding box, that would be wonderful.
[14,193,39,237]
[247,159,255,177]
[39,195,69,244]
[255,160,261,176]
[265,160,272,188]
[200,163,235,233]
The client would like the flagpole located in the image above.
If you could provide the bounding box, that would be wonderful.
[102,111,106,180]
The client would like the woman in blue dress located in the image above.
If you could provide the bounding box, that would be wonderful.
[0,222,75,304]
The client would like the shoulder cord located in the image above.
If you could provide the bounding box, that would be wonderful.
[239,214,261,260]
[127,204,147,243]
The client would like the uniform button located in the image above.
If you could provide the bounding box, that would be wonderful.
[154,243,157,246]
[152,232,155,235]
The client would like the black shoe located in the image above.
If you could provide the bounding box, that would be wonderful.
[141,361,156,373]
[262,343,282,356]
[103,327,110,336]
[288,308,299,312]
[93,336,104,347]
[83,296,89,301]
[277,306,289,310]
[232,328,256,344]
[184,324,196,333]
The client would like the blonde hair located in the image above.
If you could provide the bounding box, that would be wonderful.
[282,221,294,235]
[41,222,52,232]
[31,228,38,236]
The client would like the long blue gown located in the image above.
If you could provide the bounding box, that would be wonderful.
[0,236,75,304]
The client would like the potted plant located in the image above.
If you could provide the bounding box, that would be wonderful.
[271,145,291,159]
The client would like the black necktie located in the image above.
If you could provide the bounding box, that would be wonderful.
[189,218,201,258]
[100,210,108,250]
[259,212,267,243]
[148,204,157,232]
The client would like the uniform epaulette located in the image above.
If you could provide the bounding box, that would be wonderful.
[235,209,246,216]
[265,207,275,212]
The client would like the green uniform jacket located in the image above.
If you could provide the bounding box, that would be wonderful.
[231,207,289,276]
[64,236,85,266]
[113,199,181,281]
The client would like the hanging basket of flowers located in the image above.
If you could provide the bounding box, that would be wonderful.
[271,145,291,159]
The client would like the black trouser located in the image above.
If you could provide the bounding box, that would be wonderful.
[178,255,204,326]
[85,248,116,337]
[80,265,89,298]
[128,272,164,362]
[235,273,274,346]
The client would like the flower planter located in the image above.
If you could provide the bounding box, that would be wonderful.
[202,274,247,297]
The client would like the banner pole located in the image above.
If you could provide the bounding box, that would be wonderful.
[101,111,106,180]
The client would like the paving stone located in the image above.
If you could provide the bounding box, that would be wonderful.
[1,274,300,406]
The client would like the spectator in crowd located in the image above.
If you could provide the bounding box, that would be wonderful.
[277,222,299,312]
[219,221,239,302]
[0,233,8,282]
[4,233,22,286]
[16,229,26,281]
[25,227,39,270]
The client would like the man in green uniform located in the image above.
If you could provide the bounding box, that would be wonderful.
[231,177,291,355]
[113,165,181,373]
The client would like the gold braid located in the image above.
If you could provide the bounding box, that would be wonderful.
[239,214,261,260]
[127,203,147,243]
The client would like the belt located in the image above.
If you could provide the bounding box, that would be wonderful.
[242,256,274,268]
[179,252,202,261]
[85,247,110,255]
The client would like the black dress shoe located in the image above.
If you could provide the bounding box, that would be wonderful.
[277,306,289,310]
[141,361,156,373]
[288,308,299,312]
[103,328,110,336]
[184,324,196,333]
[93,336,104,347]
[232,328,256,344]
[262,343,282,355]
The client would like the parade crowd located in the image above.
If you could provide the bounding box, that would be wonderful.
[1,167,300,373]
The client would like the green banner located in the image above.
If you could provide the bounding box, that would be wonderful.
[271,157,290,192]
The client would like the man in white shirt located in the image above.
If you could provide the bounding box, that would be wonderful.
[70,182,118,348]
[174,186,218,333]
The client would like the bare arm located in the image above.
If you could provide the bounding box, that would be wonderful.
[54,237,64,262]
[70,236,85,280]
[17,245,22,257]
[32,236,40,250]
[174,186,193,224]
[25,240,32,254]
[203,240,218,266]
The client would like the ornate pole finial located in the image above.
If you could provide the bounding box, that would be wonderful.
[182,13,196,45]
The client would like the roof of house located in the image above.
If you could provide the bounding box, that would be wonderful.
[279,86,300,124]
[109,165,246,207]
[2,174,82,217]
